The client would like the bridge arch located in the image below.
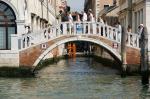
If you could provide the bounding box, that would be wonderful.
[33,36,121,66]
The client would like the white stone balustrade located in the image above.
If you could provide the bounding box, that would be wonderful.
[126,32,139,48]
[11,22,139,50]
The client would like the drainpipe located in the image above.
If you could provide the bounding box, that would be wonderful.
[39,0,44,18]
[54,0,57,25]
[128,0,132,27]
[95,0,97,21]
[47,0,49,22]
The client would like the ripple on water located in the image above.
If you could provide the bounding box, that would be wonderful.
[0,58,149,99]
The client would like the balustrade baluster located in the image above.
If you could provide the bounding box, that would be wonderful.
[106,26,109,38]
[134,36,136,47]
[137,36,139,48]
[98,24,101,36]
[88,23,90,34]
[128,33,130,46]
[109,27,111,39]
[93,23,96,34]
[83,23,86,34]
[57,25,61,36]
[69,23,71,35]
[103,25,105,36]
[63,23,67,35]
[74,23,76,35]
[20,37,23,49]
[109,27,112,40]
[115,29,118,41]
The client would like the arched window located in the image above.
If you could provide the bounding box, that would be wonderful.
[0,1,16,50]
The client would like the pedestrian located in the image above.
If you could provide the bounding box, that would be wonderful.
[87,9,94,22]
[138,24,144,39]
[116,22,122,42]
[81,11,87,22]
[68,12,73,33]
[138,24,145,48]
[98,17,104,24]
[127,25,133,45]
[75,12,82,34]
[81,11,88,33]
[87,9,95,33]
[127,25,132,32]
[68,12,73,22]
[75,12,81,22]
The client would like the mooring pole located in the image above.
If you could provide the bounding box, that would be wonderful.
[121,27,127,77]
[140,26,149,85]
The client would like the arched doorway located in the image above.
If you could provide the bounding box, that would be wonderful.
[0,1,16,50]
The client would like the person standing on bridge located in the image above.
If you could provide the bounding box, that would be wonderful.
[87,9,95,33]
[87,9,94,22]
[81,11,87,33]
[67,12,73,34]
[81,11,87,22]
[75,12,82,34]
[116,22,122,42]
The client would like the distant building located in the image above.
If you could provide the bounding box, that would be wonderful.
[84,0,114,21]
[0,0,59,66]
[98,0,119,26]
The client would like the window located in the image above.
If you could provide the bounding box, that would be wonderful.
[134,9,143,33]
[0,1,16,50]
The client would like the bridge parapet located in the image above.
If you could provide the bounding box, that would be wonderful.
[11,22,139,51]
[11,22,121,50]
[126,32,139,48]
[9,21,141,67]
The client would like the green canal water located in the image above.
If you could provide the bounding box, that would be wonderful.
[0,57,150,99]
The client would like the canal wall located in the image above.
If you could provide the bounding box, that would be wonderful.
[0,50,19,67]
[39,43,140,74]
[93,45,140,74]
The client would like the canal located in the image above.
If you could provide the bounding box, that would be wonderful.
[0,57,149,99]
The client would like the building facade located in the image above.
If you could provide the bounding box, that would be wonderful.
[84,0,114,21]
[118,0,150,65]
[0,0,61,66]
[118,0,146,33]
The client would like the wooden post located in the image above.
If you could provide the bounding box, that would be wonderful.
[140,27,149,85]
[121,27,127,77]
[72,43,76,58]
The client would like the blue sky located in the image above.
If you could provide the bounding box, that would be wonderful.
[67,0,85,12]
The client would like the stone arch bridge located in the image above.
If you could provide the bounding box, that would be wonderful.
[11,22,140,67]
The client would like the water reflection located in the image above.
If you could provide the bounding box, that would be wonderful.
[0,57,150,99]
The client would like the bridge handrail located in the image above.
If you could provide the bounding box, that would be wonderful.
[57,21,121,42]
[11,21,140,50]
[126,32,139,48]
[16,25,58,50]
